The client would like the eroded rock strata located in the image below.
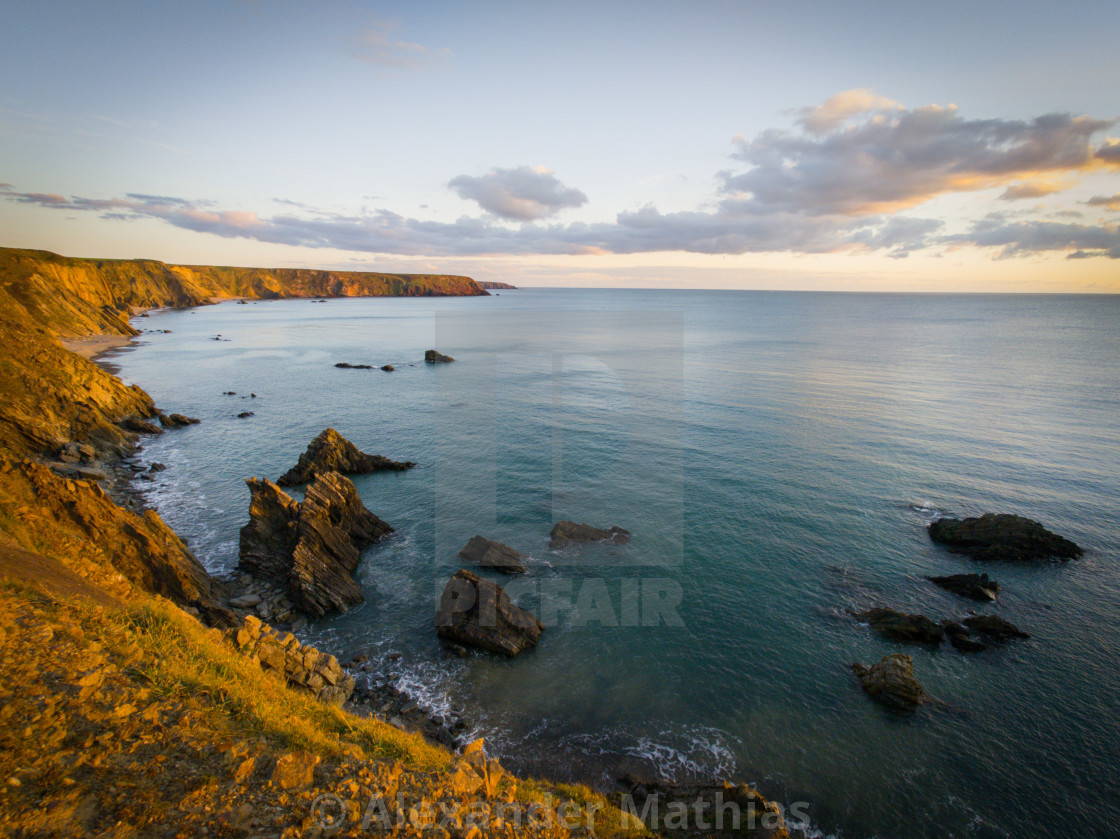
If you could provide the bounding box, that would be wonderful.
[458,535,527,574]
[239,472,392,618]
[436,569,544,656]
[276,427,414,486]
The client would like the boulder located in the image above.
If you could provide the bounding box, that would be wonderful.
[237,411,255,418]
[380,364,394,372]
[238,472,393,618]
[121,416,163,435]
[851,653,926,711]
[929,514,1082,562]
[852,607,944,644]
[963,615,1030,640]
[424,349,455,363]
[277,427,414,486]
[436,569,543,656]
[159,413,200,428]
[548,520,631,549]
[459,535,527,574]
[927,573,999,602]
[615,780,789,839]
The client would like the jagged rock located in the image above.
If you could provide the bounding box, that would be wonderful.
[436,570,543,656]
[424,349,455,363]
[930,513,1082,562]
[963,615,1030,639]
[238,472,392,618]
[159,413,200,428]
[289,472,392,617]
[548,520,631,549]
[122,416,163,435]
[852,653,926,711]
[928,573,999,602]
[459,535,527,574]
[853,608,944,644]
[334,362,372,369]
[381,364,394,372]
[276,427,414,486]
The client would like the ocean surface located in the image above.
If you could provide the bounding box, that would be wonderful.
[106,289,1120,839]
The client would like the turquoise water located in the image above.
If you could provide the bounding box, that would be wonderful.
[108,290,1120,839]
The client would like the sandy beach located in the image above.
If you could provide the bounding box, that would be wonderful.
[60,334,134,360]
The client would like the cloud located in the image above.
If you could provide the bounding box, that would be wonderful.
[796,88,901,134]
[724,97,1115,216]
[6,92,1119,260]
[1087,193,1120,211]
[448,166,588,221]
[354,22,450,70]
[1097,139,1120,164]
[999,181,1065,200]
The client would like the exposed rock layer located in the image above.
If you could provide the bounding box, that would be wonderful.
[239,473,392,618]
[277,427,414,486]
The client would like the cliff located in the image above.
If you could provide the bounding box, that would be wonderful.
[0,246,488,459]
[476,280,518,289]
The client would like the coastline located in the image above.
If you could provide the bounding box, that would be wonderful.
[60,334,136,360]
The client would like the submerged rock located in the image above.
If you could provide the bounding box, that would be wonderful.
[334,362,372,369]
[238,472,393,618]
[929,513,1082,562]
[436,569,543,656]
[548,520,631,549]
[852,607,944,644]
[927,572,999,602]
[963,614,1030,640]
[424,349,455,363]
[458,535,527,574]
[852,653,926,711]
[277,427,414,486]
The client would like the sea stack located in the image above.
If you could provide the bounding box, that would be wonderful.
[277,427,414,486]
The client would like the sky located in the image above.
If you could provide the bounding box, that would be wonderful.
[2,0,1118,291]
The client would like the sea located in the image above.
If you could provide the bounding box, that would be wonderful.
[104,288,1120,839]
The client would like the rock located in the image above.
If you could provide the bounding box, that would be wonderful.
[238,472,393,618]
[458,535,527,574]
[949,633,987,653]
[76,443,95,460]
[270,751,319,790]
[963,615,1030,639]
[230,594,262,608]
[853,608,944,644]
[334,362,372,369]
[276,427,414,486]
[548,520,631,549]
[237,411,254,418]
[929,513,1082,562]
[159,413,200,428]
[618,780,789,839]
[436,570,544,656]
[223,391,236,396]
[381,364,394,372]
[927,572,999,602]
[424,349,455,363]
[121,416,163,435]
[148,462,166,472]
[852,653,926,711]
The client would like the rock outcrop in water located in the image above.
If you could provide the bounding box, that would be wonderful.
[963,614,1030,639]
[548,520,631,549]
[424,349,455,363]
[852,607,944,644]
[613,778,791,839]
[852,653,926,711]
[239,472,392,618]
[458,535,527,574]
[276,427,415,486]
[929,513,1082,562]
[436,569,544,656]
[928,572,999,602]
